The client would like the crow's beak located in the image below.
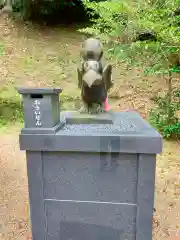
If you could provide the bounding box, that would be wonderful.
[83,70,102,87]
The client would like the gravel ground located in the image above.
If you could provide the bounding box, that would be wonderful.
[0,133,31,240]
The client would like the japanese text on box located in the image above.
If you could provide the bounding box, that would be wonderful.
[33,100,42,127]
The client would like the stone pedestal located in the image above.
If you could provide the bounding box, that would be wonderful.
[18,88,162,240]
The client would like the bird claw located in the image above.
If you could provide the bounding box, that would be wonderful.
[79,103,105,114]
[90,103,105,114]
[79,104,89,114]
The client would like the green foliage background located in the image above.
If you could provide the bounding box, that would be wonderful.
[11,0,90,21]
[80,0,180,139]
[81,0,180,71]
[1,0,180,138]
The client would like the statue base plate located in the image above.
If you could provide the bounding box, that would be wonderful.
[63,111,114,124]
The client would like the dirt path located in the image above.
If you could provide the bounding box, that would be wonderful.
[153,141,180,240]
[0,132,30,240]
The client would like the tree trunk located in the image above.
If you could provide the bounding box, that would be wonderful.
[22,0,32,20]
[0,0,13,13]
[167,70,173,124]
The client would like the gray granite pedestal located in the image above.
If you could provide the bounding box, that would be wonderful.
[18,88,162,240]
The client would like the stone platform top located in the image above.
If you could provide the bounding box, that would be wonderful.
[19,110,162,154]
[60,111,149,134]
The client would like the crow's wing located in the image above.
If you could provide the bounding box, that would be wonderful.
[102,64,113,91]
[77,67,83,89]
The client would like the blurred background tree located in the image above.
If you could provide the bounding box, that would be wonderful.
[0,0,179,138]
[80,0,180,139]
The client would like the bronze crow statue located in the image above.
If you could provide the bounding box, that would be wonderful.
[77,38,113,114]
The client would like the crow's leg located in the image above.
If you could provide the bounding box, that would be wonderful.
[91,103,105,114]
[79,102,89,113]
